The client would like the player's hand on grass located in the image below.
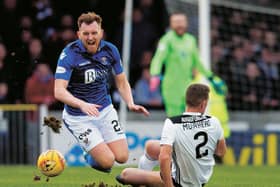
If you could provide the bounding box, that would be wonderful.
[80,102,101,117]
[128,104,150,116]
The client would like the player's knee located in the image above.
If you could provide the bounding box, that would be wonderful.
[120,168,133,182]
[99,155,115,169]
[145,140,154,152]
[95,154,115,169]
[145,140,160,160]
[115,152,128,164]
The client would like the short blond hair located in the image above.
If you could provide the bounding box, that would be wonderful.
[77,12,102,28]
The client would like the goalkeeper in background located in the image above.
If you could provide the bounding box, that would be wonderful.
[150,12,225,117]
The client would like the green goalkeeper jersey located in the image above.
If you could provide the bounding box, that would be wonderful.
[150,30,212,116]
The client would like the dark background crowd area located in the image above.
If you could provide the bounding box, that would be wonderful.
[211,5,280,110]
[0,0,279,111]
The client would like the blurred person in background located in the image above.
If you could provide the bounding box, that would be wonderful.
[241,62,270,110]
[0,82,10,104]
[24,62,56,107]
[114,8,158,87]
[139,50,153,68]
[248,26,263,54]
[255,48,279,109]
[19,15,33,31]
[5,35,43,104]
[0,0,22,51]
[44,14,77,73]
[150,12,225,117]
[31,0,55,37]
[0,43,13,104]
[134,67,162,108]
[227,46,248,110]
[59,14,75,30]
[15,15,35,62]
[59,28,77,46]
[27,38,46,74]
[0,43,9,82]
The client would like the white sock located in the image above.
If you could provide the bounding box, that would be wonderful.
[138,153,159,171]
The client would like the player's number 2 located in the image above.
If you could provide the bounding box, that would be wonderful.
[112,120,121,132]
[194,131,209,159]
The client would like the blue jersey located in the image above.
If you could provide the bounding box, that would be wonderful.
[55,39,123,116]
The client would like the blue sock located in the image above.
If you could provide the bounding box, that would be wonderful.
[84,153,111,173]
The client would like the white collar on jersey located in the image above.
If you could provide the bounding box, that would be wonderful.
[183,112,204,116]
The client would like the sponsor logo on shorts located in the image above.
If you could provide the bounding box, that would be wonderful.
[79,129,92,140]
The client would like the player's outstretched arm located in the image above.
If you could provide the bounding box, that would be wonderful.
[114,73,150,116]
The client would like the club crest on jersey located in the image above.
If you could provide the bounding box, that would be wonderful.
[100,56,108,65]
[85,69,96,84]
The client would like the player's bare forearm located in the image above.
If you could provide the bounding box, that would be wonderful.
[159,146,173,187]
[115,73,149,116]
[115,73,134,107]
[159,156,173,187]
[54,79,85,108]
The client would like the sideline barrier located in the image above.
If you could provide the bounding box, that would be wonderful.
[0,104,42,164]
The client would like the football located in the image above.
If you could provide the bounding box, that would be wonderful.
[37,149,66,177]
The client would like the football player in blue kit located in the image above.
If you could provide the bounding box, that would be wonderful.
[54,12,149,172]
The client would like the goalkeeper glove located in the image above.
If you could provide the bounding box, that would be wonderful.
[207,75,227,95]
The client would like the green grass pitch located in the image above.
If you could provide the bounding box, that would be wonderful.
[0,165,279,187]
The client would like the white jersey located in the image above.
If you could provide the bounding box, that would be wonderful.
[160,112,224,187]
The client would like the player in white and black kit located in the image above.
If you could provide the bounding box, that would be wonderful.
[116,83,227,187]
[54,12,149,173]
